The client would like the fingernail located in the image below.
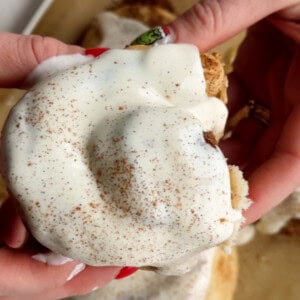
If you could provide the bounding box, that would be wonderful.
[91,286,99,292]
[85,47,110,57]
[157,26,175,45]
[32,252,74,266]
[115,267,138,280]
[130,26,175,46]
[67,263,86,281]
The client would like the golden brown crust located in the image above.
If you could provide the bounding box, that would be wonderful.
[226,100,270,132]
[0,176,8,207]
[228,165,249,210]
[126,44,150,50]
[109,0,175,12]
[205,248,239,300]
[126,47,228,105]
[203,131,218,148]
[201,52,228,104]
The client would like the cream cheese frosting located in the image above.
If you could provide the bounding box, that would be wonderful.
[75,248,216,300]
[1,44,243,271]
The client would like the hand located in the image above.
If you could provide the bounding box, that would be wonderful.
[169,0,300,224]
[0,33,121,300]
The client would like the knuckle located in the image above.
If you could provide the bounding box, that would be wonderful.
[192,0,223,33]
[28,35,46,64]
[29,35,60,64]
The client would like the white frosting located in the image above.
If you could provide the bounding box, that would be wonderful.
[32,252,73,265]
[79,248,216,300]
[96,12,149,48]
[26,54,93,86]
[1,44,242,271]
[256,187,300,234]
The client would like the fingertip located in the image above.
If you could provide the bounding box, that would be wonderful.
[56,43,85,56]
[0,198,28,248]
[62,266,122,296]
[170,0,289,51]
[115,266,138,279]
[0,33,84,87]
[29,35,84,65]
[169,0,234,50]
[85,47,110,57]
[244,155,300,224]
[4,221,28,249]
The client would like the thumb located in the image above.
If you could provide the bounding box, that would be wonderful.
[0,33,83,88]
[169,0,299,51]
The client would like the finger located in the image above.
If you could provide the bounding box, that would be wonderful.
[220,116,267,167]
[170,0,299,51]
[244,45,300,171]
[227,72,251,117]
[269,17,300,43]
[0,33,84,88]
[62,265,120,296]
[276,2,300,20]
[0,248,83,296]
[244,105,300,224]
[233,118,267,146]
[27,266,122,300]
[220,139,249,167]
[270,2,300,42]
[245,120,283,174]
[0,198,27,248]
